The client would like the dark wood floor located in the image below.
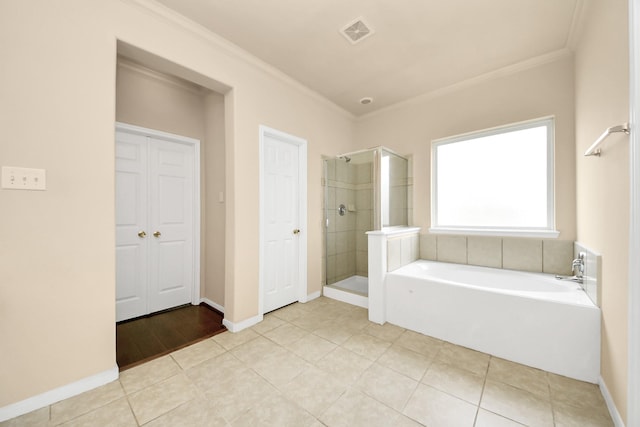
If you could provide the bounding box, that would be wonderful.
[116,303,226,371]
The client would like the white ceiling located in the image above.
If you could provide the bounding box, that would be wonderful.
[155,0,580,116]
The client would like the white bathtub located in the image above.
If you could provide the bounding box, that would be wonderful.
[385,260,601,383]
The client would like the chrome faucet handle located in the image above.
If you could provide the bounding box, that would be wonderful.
[571,252,586,276]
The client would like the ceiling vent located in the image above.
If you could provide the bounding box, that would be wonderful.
[340,17,374,44]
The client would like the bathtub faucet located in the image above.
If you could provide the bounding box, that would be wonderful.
[555,252,586,285]
[572,252,585,278]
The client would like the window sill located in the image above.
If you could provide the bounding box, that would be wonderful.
[429,227,560,239]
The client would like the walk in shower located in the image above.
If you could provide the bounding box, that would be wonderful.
[323,147,410,307]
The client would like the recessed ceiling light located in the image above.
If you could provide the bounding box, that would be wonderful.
[359,97,373,105]
[341,17,374,44]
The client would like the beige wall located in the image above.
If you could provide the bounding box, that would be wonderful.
[574,0,630,422]
[0,0,352,407]
[355,55,577,241]
[116,60,206,141]
[203,92,226,306]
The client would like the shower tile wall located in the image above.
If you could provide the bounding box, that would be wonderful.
[325,158,373,285]
[388,154,409,227]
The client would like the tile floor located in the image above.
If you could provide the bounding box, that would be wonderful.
[2,297,614,426]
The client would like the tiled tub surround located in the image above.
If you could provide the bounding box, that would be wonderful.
[387,232,420,271]
[575,242,602,306]
[420,234,576,276]
[368,227,422,323]
[419,234,602,306]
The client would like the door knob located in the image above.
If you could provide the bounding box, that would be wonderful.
[293,229,300,235]
[153,231,161,238]
[138,231,147,238]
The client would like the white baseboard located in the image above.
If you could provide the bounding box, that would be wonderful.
[223,293,320,332]
[599,376,625,427]
[0,366,119,423]
[200,297,224,313]
[223,313,262,333]
[300,291,321,303]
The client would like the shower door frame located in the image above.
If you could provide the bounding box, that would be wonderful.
[324,149,377,287]
[628,0,639,423]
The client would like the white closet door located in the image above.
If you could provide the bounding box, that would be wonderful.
[115,132,149,322]
[263,134,300,313]
[147,138,194,313]
[116,126,196,322]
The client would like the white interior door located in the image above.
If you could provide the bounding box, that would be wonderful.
[116,125,197,322]
[115,132,148,321]
[147,138,194,314]
[262,133,301,313]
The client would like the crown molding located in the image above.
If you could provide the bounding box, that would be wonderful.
[122,0,355,120]
[356,48,573,122]
[566,0,588,50]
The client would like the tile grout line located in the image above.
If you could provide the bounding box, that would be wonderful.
[121,386,141,427]
[473,354,493,426]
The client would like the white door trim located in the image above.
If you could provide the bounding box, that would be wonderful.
[115,122,201,307]
[628,0,639,424]
[258,125,308,317]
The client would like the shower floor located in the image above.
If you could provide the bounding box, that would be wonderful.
[323,275,368,308]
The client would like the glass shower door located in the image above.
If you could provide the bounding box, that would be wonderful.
[324,150,374,288]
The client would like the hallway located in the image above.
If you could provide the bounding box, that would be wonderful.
[116,303,225,371]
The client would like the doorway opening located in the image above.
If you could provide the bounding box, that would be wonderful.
[115,41,231,367]
[115,122,200,322]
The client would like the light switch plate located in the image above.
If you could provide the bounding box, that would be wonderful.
[1,166,46,190]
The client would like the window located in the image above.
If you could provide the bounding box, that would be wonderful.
[431,117,557,237]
